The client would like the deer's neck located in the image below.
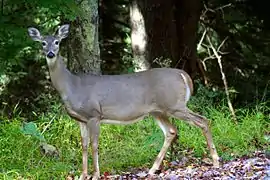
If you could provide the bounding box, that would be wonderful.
[47,55,77,101]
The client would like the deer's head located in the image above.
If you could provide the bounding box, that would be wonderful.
[28,24,70,65]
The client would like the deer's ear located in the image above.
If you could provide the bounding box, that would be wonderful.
[28,27,42,42]
[56,24,70,40]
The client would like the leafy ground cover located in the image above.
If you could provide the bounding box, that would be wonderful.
[98,151,270,179]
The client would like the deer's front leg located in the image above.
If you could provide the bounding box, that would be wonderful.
[88,118,101,180]
[79,122,90,180]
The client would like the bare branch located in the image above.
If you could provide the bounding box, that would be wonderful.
[206,34,237,122]
[197,29,207,51]
[215,4,232,20]
[217,36,228,52]
[219,51,230,55]
[201,61,207,71]
[261,80,270,102]
[197,59,209,85]
[201,3,232,20]
[214,3,232,11]
[203,55,215,62]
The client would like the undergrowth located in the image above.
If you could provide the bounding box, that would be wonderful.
[0,86,269,179]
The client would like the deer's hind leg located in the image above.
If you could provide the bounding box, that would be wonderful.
[148,112,177,175]
[170,108,220,167]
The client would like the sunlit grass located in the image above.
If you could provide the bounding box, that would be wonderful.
[0,102,268,179]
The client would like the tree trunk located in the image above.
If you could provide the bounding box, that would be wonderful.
[129,0,150,72]
[67,0,101,75]
[174,0,202,78]
[142,0,179,68]
[132,0,201,77]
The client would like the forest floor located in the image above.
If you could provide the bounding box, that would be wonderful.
[95,151,270,180]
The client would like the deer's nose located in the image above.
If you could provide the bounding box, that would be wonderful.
[47,52,55,58]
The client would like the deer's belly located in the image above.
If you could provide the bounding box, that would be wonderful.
[100,116,147,125]
[100,104,157,123]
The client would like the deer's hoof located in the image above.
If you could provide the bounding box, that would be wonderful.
[148,166,158,176]
[91,172,100,180]
[79,174,91,180]
[91,176,99,180]
[213,162,220,168]
[147,173,158,179]
[212,155,220,168]
[148,169,158,178]
[213,159,220,168]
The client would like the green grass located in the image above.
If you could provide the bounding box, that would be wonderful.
[0,103,269,179]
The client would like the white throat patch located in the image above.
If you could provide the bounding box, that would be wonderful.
[46,56,57,66]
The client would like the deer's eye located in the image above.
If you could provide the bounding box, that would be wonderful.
[54,40,59,45]
[42,41,47,46]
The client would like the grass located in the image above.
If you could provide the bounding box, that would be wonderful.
[0,100,269,179]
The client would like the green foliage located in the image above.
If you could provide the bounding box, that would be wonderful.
[100,1,133,74]
[0,0,78,73]
[0,121,74,179]
[0,0,81,118]
[21,122,45,142]
[197,1,270,106]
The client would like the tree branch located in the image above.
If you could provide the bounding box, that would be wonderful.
[206,34,236,122]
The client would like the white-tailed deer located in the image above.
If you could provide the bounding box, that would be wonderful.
[28,24,219,180]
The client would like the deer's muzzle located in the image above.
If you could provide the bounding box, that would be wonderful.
[47,52,55,58]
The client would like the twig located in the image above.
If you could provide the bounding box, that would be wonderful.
[217,37,228,52]
[261,80,269,102]
[41,115,57,134]
[201,3,232,20]
[206,34,237,122]
[197,29,207,51]
[197,30,208,85]
[197,59,208,85]
[214,3,232,11]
